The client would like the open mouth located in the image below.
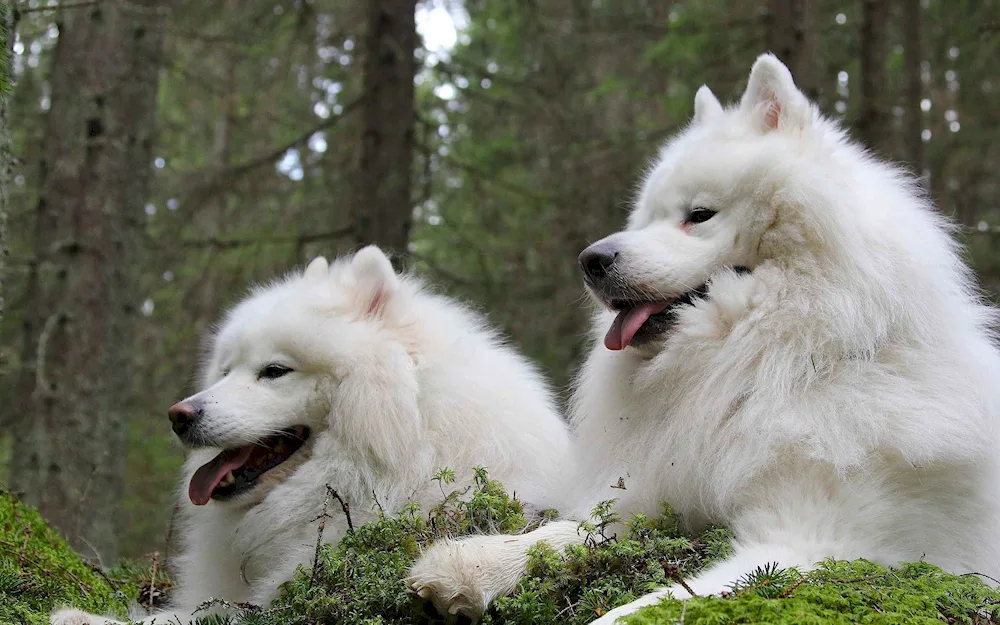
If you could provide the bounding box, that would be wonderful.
[604,285,709,351]
[602,267,751,351]
[188,425,311,505]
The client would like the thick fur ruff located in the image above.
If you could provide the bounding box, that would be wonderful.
[51,247,571,625]
[408,54,1000,624]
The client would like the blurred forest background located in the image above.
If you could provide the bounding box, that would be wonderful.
[0,0,998,572]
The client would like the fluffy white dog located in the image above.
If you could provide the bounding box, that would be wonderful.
[51,246,571,625]
[408,54,1000,624]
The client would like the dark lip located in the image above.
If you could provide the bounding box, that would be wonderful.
[616,284,711,346]
[593,266,752,346]
[211,425,311,501]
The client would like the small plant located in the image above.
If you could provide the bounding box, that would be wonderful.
[727,561,803,599]
[5,474,1000,625]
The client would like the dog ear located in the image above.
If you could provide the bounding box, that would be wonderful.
[693,85,723,124]
[739,53,810,133]
[351,245,400,317]
[331,341,422,469]
[303,256,329,281]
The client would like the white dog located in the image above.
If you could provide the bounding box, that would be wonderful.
[51,246,571,625]
[408,54,1000,624]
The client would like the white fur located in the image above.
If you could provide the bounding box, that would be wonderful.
[51,246,571,625]
[408,54,1000,623]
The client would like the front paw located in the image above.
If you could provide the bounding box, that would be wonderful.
[50,608,123,625]
[407,539,501,619]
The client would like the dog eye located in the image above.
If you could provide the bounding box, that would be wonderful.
[258,364,293,380]
[687,207,717,224]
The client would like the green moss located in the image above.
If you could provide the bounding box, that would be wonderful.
[624,560,1000,625]
[0,488,137,625]
[5,473,1000,625]
[231,471,733,625]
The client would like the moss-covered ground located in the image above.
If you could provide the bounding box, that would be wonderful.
[3,470,1000,625]
[0,488,139,625]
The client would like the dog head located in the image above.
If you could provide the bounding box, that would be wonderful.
[171,246,424,507]
[581,54,823,353]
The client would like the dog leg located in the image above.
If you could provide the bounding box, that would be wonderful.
[407,520,587,618]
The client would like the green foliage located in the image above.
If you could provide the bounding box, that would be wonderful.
[727,561,804,599]
[6,477,1000,625]
[0,488,137,625]
[233,466,535,625]
[483,506,732,625]
[624,560,1000,625]
[89,468,730,625]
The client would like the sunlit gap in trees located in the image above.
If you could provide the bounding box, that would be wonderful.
[273,0,470,184]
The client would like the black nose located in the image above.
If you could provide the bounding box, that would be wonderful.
[168,401,200,437]
[579,243,618,281]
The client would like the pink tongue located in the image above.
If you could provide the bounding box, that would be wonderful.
[188,446,254,506]
[604,302,671,351]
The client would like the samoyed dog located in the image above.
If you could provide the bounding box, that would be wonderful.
[408,54,1000,623]
[52,246,571,625]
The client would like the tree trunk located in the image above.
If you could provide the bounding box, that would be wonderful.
[10,0,164,564]
[0,0,12,334]
[768,0,816,98]
[352,0,417,267]
[858,0,889,153]
[902,0,923,174]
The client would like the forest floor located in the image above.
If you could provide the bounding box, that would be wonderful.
[3,474,999,625]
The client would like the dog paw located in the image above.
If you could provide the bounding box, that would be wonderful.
[50,608,122,625]
[407,539,504,619]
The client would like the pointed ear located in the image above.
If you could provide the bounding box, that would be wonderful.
[303,256,329,281]
[739,53,810,133]
[351,245,399,317]
[693,85,723,124]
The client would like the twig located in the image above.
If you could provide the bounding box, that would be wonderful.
[79,535,106,571]
[216,98,361,182]
[84,561,126,599]
[328,487,354,534]
[661,560,699,598]
[674,576,699,599]
[777,575,808,598]
[372,489,385,514]
[309,486,334,588]
[962,572,1000,585]
[149,551,159,612]
[555,596,580,619]
[0,537,90,594]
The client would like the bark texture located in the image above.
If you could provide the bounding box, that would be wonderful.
[858,0,889,152]
[353,0,418,267]
[902,0,924,172]
[10,0,164,564]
